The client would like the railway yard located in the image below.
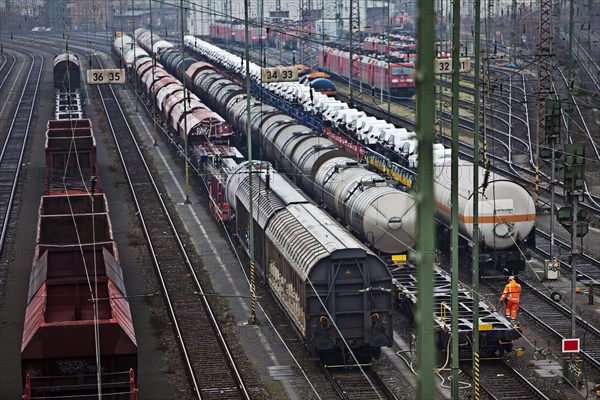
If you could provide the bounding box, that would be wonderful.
[1,1,600,399]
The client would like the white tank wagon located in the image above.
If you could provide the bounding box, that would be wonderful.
[113,33,148,69]
[226,161,393,364]
[433,160,536,275]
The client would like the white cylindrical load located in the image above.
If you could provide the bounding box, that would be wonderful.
[434,160,535,250]
[316,157,417,254]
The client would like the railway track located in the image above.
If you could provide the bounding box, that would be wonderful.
[0,50,16,92]
[0,53,42,253]
[93,56,251,399]
[461,360,550,400]
[536,229,600,283]
[485,277,600,371]
[326,367,398,400]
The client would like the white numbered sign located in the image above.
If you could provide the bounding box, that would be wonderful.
[434,58,471,74]
[87,69,126,84]
[261,66,298,83]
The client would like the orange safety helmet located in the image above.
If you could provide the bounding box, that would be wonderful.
[508,276,515,281]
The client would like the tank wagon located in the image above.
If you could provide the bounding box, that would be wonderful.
[53,53,80,90]
[135,27,174,55]
[113,33,148,70]
[184,35,418,255]
[434,161,536,276]
[227,161,393,364]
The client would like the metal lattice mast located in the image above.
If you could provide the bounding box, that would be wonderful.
[224,0,231,20]
[300,0,310,63]
[348,0,360,108]
[336,0,343,41]
[537,0,553,109]
[534,0,553,209]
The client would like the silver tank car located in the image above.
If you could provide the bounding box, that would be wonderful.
[196,83,417,254]
[433,160,536,250]
[226,161,393,364]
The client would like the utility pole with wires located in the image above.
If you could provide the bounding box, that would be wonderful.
[450,0,461,395]
[243,0,257,324]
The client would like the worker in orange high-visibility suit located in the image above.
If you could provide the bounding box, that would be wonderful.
[500,276,521,323]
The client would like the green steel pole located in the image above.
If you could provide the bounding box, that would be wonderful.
[568,0,576,342]
[416,0,436,398]
[472,0,481,398]
[450,0,460,397]
[244,0,256,324]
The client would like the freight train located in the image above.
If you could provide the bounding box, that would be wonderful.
[183,34,536,277]
[116,33,395,365]
[21,54,138,399]
[133,30,418,255]
[174,35,526,356]
[113,32,149,69]
[208,19,316,50]
[392,265,521,357]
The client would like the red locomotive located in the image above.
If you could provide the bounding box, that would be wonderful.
[209,21,267,46]
[318,46,416,98]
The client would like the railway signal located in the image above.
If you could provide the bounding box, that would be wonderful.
[563,143,585,196]
[544,98,561,140]
[556,207,589,237]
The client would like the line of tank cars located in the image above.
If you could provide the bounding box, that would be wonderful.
[124,28,525,358]
[183,34,536,277]
[21,54,138,399]
[114,30,394,365]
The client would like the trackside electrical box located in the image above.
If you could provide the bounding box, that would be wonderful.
[545,259,560,280]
